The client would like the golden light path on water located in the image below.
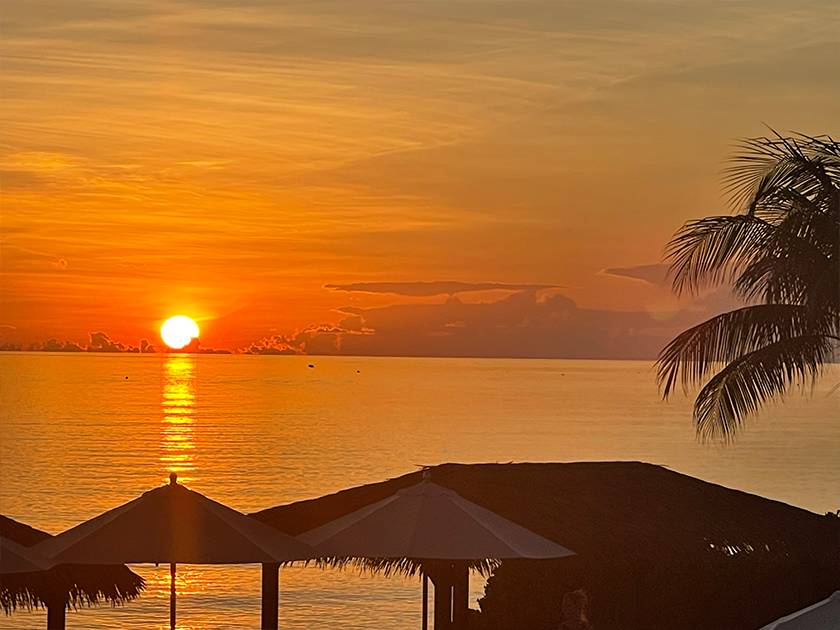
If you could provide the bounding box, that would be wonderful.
[161,356,197,483]
[156,355,205,610]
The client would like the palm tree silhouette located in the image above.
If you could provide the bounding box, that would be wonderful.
[657,132,839,440]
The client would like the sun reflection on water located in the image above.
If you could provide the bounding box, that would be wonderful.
[161,356,197,483]
[144,564,207,598]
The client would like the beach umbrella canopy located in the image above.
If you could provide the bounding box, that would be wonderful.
[760,591,840,629]
[36,474,313,564]
[299,473,573,630]
[0,536,52,575]
[1,515,145,629]
[34,474,314,629]
[300,476,574,560]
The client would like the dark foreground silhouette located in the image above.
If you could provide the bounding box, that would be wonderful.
[0,515,144,625]
[254,461,840,630]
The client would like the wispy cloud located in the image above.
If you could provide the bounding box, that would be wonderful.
[602,264,669,287]
[326,281,559,296]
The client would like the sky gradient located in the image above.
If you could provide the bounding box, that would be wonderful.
[2,0,838,355]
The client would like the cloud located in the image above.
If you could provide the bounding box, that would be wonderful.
[88,331,128,353]
[5,281,735,359]
[0,170,49,190]
[245,324,366,355]
[43,338,84,352]
[0,332,139,353]
[251,288,724,359]
[603,263,670,287]
[139,339,157,353]
[245,344,299,355]
[0,243,69,271]
[4,332,231,354]
[325,281,559,297]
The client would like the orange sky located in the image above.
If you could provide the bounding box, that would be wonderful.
[1,0,838,355]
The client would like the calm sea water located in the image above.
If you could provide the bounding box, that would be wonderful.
[1,354,838,629]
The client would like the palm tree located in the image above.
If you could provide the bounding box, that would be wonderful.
[657,132,839,440]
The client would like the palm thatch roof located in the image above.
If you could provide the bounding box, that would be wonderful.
[252,461,840,629]
[0,515,144,615]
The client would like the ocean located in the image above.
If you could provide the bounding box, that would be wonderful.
[1,353,837,629]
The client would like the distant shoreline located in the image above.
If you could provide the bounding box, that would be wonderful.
[0,350,669,361]
[4,349,839,364]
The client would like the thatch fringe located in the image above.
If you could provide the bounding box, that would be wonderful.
[0,516,144,615]
[285,556,499,578]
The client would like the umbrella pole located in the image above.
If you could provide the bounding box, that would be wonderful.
[422,570,428,630]
[261,563,280,630]
[431,564,452,630]
[170,562,176,630]
[452,563,469,630]
[45,594,66,629]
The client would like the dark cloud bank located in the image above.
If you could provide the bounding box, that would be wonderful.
[247,288,714,359]
[0,332,230,355]
[3,279,722,360]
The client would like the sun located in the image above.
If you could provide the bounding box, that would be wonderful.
[160,315,200,350]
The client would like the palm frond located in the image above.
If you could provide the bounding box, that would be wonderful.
[733,246,831,306]
[665,215,776,295]
[693,335,834,441]
[661,132,838,439]
[656,304,822,397]
[724,133,840,212]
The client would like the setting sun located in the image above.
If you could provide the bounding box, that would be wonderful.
[160,316,200,350]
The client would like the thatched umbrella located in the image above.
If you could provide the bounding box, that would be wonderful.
[0,537,51,575]
[0,515,144,629]
[34,473,315,630]
[253,462,840,630]
[760,591,840,629]
[297,471,574,630]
